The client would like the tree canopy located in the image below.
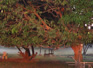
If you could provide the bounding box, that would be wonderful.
[0,0,93,48]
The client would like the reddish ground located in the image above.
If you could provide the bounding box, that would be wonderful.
[0,58,39,63]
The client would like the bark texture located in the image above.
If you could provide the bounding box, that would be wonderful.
[71,44,83,68]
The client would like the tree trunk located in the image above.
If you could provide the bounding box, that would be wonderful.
[71,44,83,68]
[31,45,34,55]
[16,46,37,61]
[16,46,21,52]
[39,46,42,55]
[22,46,31,56]
[25,48,31,56]
[83,44,89,55]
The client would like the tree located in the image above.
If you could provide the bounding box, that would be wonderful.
[0,0,43,60]
[0,0,93,64]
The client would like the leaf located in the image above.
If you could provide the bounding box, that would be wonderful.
[11,27,18,34]
[61,0,67,6]
[48,30,56,38]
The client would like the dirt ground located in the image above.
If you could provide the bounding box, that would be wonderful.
[0,59,92,68]
[0,54,93,68]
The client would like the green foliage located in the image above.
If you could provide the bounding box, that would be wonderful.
[0,0,93,48]
[0,0,17,5]
[48,29,56,38]
[11,27,18,34]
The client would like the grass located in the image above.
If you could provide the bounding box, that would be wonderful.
[0,54,22,58]
[0,61,75,68]
[0,54,75,68]
[83,55,93,62]
[35,55,74,62]
[0,54,93,68]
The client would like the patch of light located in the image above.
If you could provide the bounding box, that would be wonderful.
[85,24,87,26]
[88,26,91,30]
